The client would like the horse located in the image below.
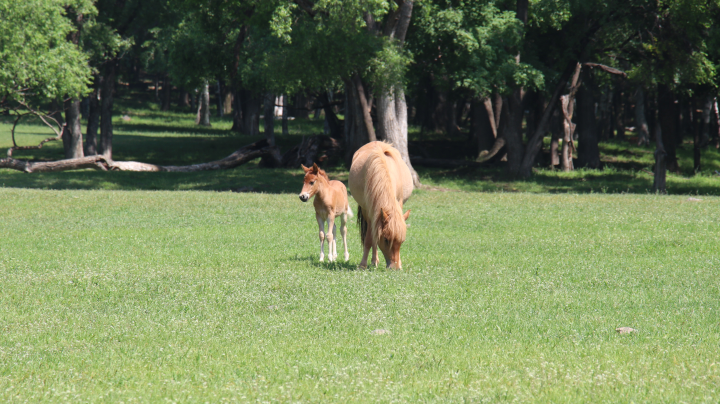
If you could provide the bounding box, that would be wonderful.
[348,141,413,269]
[298,163,353,262]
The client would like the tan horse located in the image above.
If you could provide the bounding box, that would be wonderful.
[298,163,353,262]
[348,141,413,269]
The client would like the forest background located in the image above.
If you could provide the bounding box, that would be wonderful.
[1,0,720,194]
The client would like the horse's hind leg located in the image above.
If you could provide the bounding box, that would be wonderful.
[317,215,326,262]
[340,213,349,261]
[371,244,379,267]
[359,220,373,269]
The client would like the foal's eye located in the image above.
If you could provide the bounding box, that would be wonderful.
[384,237,389,244]
[310,181,315,185]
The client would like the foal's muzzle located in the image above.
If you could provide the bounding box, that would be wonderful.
[299,193,309,202]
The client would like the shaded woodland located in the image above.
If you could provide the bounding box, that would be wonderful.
[2,0,720,193]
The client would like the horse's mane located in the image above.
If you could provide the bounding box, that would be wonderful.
[363,142,406,246]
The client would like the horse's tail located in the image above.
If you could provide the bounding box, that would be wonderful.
[357,206,367,245]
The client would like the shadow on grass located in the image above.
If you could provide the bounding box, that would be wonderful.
[287,255,361,271]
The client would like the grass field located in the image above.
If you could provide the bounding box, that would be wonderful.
[1,98,719,402]
[1,189,719,402]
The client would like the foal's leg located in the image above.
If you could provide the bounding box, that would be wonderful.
[331,223,338,261]
[340,212,349,261]
[316,215,326,262]
[326,214,336,262]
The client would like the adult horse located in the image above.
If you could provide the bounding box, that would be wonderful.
[348,141,413,269]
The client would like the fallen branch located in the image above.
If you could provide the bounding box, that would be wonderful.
[0,139,277,173]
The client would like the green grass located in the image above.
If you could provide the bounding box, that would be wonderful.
[1,189,719,402]
[1,96,719,401]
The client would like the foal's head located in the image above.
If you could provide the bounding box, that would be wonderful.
[377,207,411,269]
[298,163,328,202]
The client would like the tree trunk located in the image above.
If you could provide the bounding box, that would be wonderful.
[161,74,171,111]
[319,92,343,139]
[713,98,720,149]
[700,96,712,147]
[217,81,225,117]
[377,85,420,186]
[180,89,190,108]
[62,98,84,159]
[263,92,275,141]
[658,84,678,173]
[85,79,100,156]
[344,79,374,166]
[652,117,666,193]
[504,91,526,176]
[196,80,211,126]
[98,63,115,159]
[224,89,233,116]
[231,88,243,131]
[518,61,578,177]
[549,109,561,166]
[561,95,575,171]
[242,91,260,136]
[472,97,495,157]
[635,87,650,145]
[613,81,625,140]
[282,95,289,136]
[576,77,600,168]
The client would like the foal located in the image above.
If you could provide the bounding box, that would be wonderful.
[298,163,352,262]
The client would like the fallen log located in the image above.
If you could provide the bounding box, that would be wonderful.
[0,139,277,173]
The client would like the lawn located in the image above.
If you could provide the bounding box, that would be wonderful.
[1,100,719,402]
[1,189,718,402]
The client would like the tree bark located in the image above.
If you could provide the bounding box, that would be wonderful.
[613,82,626,139]
[231,88,243,131]
[472,97,495,156]
[658,84,678,173]
[263,92,275,142]
[62,98,84,159]
[85,78,100,156]
[713,98,720,149]
[98,63,115,159]
[652,117,666,193]
[634,87,650,145]
[374,0,419,186]
[319,92,343,139]
[504,91,526,175]
[700,96,712,147]
[196,80,211,126]
[281,95,289,136]
[161,74,171,111]
[242,90,260,136]
[576,74,600,168]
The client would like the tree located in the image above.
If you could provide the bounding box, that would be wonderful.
[0,0,93,158]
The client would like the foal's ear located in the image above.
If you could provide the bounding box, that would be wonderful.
[311,163,319,173]
[301,164,311,173]
[403,209,411,221]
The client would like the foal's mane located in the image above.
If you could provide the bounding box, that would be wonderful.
[364,143,406,245]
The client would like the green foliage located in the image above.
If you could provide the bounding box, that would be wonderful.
[410,1,544,96]
[0,0,93,103]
